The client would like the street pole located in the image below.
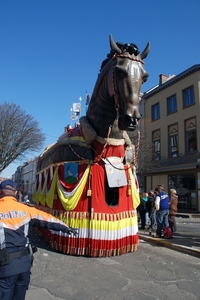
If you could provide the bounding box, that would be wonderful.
[79,96,82,122]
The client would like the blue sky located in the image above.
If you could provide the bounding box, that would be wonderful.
[0,0,200,177]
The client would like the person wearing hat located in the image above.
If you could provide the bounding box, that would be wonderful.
[0,179,77,300]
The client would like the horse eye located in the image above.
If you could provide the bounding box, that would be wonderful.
[143,73,149,83]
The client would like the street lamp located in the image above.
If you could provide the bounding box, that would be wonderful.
[79,97,82,119]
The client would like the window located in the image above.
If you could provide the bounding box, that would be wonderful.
[169,174,196,210]
[152,103,160,120]
[153,140,160,160]
[185,118,197,153]
[168,124,178,157]
[169,135,178,157]
[167,94,177,114]
[186,130,197,153]
[183,86,195,107]
[152,130,160,160]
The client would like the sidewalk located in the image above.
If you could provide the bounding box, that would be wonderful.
[139,215,200,258]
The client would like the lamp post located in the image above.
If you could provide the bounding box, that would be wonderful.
[79,97,82,120]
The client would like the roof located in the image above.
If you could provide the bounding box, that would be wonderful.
[142,64,200,99]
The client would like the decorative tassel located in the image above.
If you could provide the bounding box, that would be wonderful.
[127,178,132,196]
[127,186,131,196]
[87,171,92,197]
[87,188,92,197]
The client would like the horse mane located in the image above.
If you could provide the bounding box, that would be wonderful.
[100,41,140,71]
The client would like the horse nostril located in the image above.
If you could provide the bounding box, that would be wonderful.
[118,114,141,131]
[125,114,134,123]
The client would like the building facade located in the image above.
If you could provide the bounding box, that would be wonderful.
[141,64,200,212]
[13,157,38,202]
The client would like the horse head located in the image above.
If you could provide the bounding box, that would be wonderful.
[109,35,150,131]
[86,35,150,138]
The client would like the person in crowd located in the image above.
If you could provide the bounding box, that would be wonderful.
[169,188,178,232]
[0,179,77,300]
[145,210,149,227]
[157,184,165,191]
[23,193,29,204]
[146,190,156,229]
[21,191,28,203]
[138,192,148,229]
[16,190,22,202]
[145,198,149,227]
[154,186,170,237]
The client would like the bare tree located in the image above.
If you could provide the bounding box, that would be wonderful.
[0,102,45,173]
[128,130,159,173]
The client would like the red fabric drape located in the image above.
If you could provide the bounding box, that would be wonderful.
[91,164,134,213]
[93,141,125,165]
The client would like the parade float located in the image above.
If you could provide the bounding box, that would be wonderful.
[33,35,150,257]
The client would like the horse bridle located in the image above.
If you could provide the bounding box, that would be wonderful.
[111,53,144,116]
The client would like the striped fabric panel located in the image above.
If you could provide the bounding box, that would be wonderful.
[37,227,139,257]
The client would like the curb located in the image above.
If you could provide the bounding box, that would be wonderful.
[176,214,200,219]
[139,234,200,258]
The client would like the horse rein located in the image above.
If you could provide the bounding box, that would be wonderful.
[111,53,144,111]
[68,53,143,169]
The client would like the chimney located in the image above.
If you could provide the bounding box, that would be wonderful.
[159,74,168,85]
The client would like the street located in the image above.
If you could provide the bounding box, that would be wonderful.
[177,220,200,234]
[26,224,200,300]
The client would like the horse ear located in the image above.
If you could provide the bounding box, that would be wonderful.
[140,42,150,59]
[109,34,121,54]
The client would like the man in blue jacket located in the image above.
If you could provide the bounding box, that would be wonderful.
[0,179,77,300]
[154,186,169,237]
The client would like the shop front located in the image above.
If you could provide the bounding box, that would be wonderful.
[145,153,200,213]
[169,173,196,211]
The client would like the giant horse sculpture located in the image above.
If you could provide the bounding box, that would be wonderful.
[33,35,150,257]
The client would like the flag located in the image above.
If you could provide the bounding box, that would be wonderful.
[72,102,81,112]
[86,92,90,106]
[64,163,78,184]
[71,113,79,120]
